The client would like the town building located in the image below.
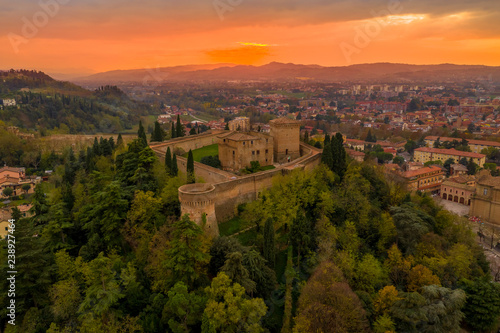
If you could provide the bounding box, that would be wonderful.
[394,165,445,193]
[424,136,500,154]
[470,173,500,226]
[0,166,40,198]
[441,176,475,205]
[228,117,250,132]
[1,99,16,107]
[346,149,365,162]
[414,147,486,167]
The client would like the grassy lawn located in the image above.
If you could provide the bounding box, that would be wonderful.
[261,165,276,171]
[219,216,244,237]
[183,144,218,162]
[236,228,259,246]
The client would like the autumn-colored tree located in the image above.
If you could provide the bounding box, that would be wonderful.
[407,264,441,292]
[293,261,371,333]
[373,285,402,317]
[384,244,412,288]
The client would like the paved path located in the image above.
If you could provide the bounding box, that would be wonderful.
[189,113,208,123]
[433,196,470,216]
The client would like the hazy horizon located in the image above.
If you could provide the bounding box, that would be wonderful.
[2,0,500,75]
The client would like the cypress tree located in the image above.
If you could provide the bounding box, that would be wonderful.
[108,137,115,150]
[171,122,176,139]
[165,147,172,175]
[224,122,229,130]
[304,130,309,143]
[324,133,331,147]
[171,154,178,177]
[176,115,184,137]
[365,129,373,142]
[152,121,164,142]
[336,132,347,178]
[92,137,101,156]
[263,218,275,268]
[116,133,124,148]
[138,120,147,145]
[187,149,195,183]
[321,143,334,170]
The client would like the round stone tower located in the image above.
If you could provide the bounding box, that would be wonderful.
[178,183,219,237]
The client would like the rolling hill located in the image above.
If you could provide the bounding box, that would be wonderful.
[0,70,154,134]
[74,62,500,84]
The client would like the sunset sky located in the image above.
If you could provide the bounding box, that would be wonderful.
[1,0,500,76]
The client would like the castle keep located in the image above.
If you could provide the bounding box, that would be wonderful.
[217,132,274,171]
[269,117,301,163]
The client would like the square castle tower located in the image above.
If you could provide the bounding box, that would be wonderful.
[269,118,301,163]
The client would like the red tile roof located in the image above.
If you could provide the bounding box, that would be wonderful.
[415,147,485,159]
[401,166,443,178]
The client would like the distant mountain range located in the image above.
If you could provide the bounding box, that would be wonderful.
[73,62,500,84]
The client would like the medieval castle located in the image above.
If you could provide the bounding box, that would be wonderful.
[150,117,322,236]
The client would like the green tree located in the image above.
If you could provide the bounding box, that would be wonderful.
[138,120,147,146]
[164,282,207,333]
[176,115,184,138]
[0,216,52,320]
[116,133,124,148]
[224,122,229,130]
[373,314,396,333]
[203,272,267,333]
[21,183,31,193]
[2,187,13,197]
[81,181,129,257]
[221,252,256,294]
[171,154,179,177]
[165,147,172,175]
[466,158,479,175]
[461,277,500,332]
[187,149,195,184]
[151,121,165,142]
[321,143,333,169]
[163,215,210,289]
[355,254,386,294]
[393,156,405,165]
[171,122,177,139]
[262,218,275,268]
[303,130,309,143]
[282,246,295,333]
[391,285,466,333]
[78,253,125,318]
[290,212,313,267]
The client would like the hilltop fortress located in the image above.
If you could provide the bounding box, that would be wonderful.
[150,118,322,236]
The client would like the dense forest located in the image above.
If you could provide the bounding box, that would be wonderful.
[0,129,499,333]
[0,70,155,134]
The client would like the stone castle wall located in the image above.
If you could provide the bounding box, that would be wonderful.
[175,156,234,183]
[151,132,322,233]
[150,130,223,156]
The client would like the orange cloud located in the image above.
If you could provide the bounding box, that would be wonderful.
[205,44,272,65]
